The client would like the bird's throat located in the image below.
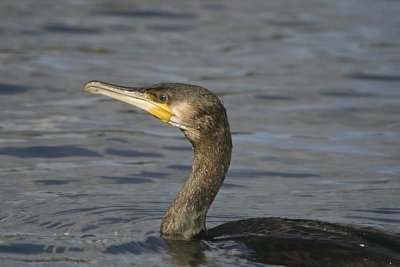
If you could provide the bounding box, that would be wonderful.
[160,125,232,240]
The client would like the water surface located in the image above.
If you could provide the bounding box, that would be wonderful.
[0,0,399,266]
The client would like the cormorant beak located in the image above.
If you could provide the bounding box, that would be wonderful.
[83,81,173,123]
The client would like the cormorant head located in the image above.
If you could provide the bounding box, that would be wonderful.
[83,81,229,143]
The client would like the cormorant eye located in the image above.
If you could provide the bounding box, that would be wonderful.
[157,93,169,103]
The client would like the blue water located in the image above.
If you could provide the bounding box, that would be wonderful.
[0,0,399,266]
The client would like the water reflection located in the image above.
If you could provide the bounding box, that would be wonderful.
[0,83,30,95]
[0,145,101,158]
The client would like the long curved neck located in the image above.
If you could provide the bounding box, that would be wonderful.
[160,119,232,240]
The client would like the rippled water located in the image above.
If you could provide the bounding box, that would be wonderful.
[1,0,399,266]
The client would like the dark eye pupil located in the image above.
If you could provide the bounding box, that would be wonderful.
[158,94,168,102]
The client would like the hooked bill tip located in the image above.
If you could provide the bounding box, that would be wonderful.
[83,81,101,94]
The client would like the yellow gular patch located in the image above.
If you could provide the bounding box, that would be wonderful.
[148,103,172,123]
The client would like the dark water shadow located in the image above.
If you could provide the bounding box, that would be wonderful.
[321,91,377,98]
[229,169,320,179]
[0,243,83,254]
[94,10,196,20]
[101,176,153,184]
[105,237,208,266]
[147,25,194,32]
[163,146,192,151]
[42,24,102,34]
[98,217,135,224]
[106,137,130,144]
[51,206,110,216]
[51,205,143,218]
[222,183,246,189]
[255,94,296,101]
[163,239,208,266]
[265,19,314,28]
[0,146,101,158]
[38,221,75,230]
[101,170,168,183]
[345,215,400,224]
[351,208,400,215]
[104,236,167,255]
[35,179,78,186]
[105,148,162,158]
[0,83,30,94]
[346,72,400,82]
[168,164,191,172]
[137,171,168,179]
[81,224,99,232]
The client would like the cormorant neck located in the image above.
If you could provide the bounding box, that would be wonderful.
[160,117,232,240]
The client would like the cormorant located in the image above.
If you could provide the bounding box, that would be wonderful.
[84,81,400,266]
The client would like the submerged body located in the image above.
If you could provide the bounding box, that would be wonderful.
[84,81,400,265]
